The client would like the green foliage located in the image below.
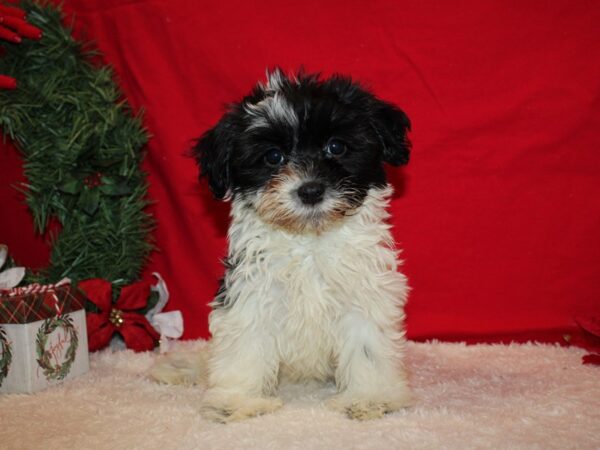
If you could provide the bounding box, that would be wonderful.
[0,0,153,287]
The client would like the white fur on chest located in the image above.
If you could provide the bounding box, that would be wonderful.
[209,185,408,383]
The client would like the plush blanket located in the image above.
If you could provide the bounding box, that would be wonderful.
[1,341,598,449]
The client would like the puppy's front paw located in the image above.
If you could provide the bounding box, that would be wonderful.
[201,390,283,423]
[327,391,412,421]
[326,396,387,420]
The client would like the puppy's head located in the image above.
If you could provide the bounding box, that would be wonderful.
[193,69,411,233]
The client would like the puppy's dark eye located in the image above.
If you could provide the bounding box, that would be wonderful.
[264,148,284,167]
[325,139,346,157]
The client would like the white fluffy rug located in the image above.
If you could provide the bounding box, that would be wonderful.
[1,341,599,450]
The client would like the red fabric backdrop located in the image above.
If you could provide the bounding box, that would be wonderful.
[1,0,599,342]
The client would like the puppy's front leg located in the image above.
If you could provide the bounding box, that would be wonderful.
[202,311,281,423]
[329,311,412,420]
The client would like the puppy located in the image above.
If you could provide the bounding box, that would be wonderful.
[152,69,412,422]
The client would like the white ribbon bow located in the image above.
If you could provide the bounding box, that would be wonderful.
[147,272,184,353]
[0,245,25,291]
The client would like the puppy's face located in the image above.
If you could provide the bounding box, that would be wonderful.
[194,70,411,233]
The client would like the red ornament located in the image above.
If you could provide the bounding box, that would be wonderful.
[83,172,103,188]
[0,74,16,89]
[0,4,27,20]
[1,2,43,90]
[78,278,160,352]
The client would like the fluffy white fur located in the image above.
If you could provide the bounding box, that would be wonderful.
[152,185,411,422]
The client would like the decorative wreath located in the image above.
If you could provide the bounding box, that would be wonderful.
[0,326,12,387]
[35,314,78,381]
[0,0,153,288]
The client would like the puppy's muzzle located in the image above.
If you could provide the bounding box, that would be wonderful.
[297,181,326,205]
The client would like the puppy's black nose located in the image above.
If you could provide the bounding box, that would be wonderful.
[297,181,326,205]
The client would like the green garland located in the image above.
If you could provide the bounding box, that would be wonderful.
[0,1,153,287]
[0,326,12,387]
[35,314,78,381]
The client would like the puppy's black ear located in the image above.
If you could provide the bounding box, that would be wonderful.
[192,113,239,200]
[370,100,412,166]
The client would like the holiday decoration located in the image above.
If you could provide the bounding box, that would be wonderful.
[79,277,160,352]
[0,0,153,288]
[0,326,10,387]
[0,1,42,89]
[0,245,25,290]
[0,280,89,393]
[144,273,183,353]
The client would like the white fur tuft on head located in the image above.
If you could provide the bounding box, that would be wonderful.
[244,85,299,132]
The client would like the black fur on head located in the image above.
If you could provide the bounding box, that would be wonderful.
[192,69,411,204]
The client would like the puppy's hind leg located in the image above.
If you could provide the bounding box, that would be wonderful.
[150,348,209,386]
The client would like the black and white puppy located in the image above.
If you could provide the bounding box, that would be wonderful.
[154,69,412,422]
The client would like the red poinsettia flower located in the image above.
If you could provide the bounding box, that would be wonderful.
[78,278,159,352]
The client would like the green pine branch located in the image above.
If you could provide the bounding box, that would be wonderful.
[0,0,154,285]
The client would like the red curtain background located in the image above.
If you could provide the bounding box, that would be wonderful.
[1,0,599,342]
